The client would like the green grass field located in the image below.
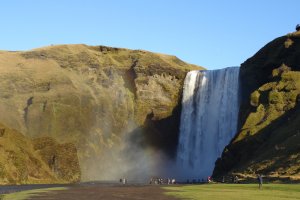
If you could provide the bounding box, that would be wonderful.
[164,184,300,200]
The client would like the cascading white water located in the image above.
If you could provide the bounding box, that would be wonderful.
[176,67,240,180]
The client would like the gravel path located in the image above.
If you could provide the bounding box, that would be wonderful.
[28,184,179,200]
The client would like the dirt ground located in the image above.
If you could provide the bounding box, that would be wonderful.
[29,184,179,200]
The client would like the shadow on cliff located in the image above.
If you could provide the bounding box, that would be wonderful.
[127,103,182,160]
[213,95,300,180]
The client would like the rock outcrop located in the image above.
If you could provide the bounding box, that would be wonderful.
[0,45,202,180]
[213,31,300,182]
[0,123,80,184]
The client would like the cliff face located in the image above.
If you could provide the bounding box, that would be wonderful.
[0,123,80,184]
[213,31,300,181]
[0,45,202,180]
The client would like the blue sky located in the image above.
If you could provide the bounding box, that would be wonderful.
[1,0,299,69]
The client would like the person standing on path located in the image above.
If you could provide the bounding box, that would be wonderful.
[257,174,263,189]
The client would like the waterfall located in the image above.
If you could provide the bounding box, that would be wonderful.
[176,67,240,180]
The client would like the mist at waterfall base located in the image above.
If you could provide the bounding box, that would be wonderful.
[82,121,172,183]
[175,67,240,181]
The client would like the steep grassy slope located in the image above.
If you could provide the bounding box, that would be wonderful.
[0,45,202,180]
[0,123,80,184]
[213,31,300,181]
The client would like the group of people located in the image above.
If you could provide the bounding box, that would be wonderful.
[149,177,176,185]
[121,174,263,188]
[119,178,127,185]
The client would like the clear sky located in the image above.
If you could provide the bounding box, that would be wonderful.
[1,0,299,69]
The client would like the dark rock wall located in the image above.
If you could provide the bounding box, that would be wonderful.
[213,32,300,181]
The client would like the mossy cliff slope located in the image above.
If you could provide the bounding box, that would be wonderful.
[0,123,80,184]
[213,31,300,181]
[0,45,202,180]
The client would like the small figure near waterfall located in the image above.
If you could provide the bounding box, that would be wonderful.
[234,175,239,183]
[207,176,212,183]
[172,178,176,184]
[257,174,263,189]
[231,176,238,183]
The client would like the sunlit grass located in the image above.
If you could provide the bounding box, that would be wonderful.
[0,187,67,200]
[164,184,300,200]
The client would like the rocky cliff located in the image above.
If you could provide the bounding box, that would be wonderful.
[0,123,80,184]
[0,45,202,180]
[213,31,300,182]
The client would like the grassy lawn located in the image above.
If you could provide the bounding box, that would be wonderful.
[164,184,300,200]
[0,187,67,200]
